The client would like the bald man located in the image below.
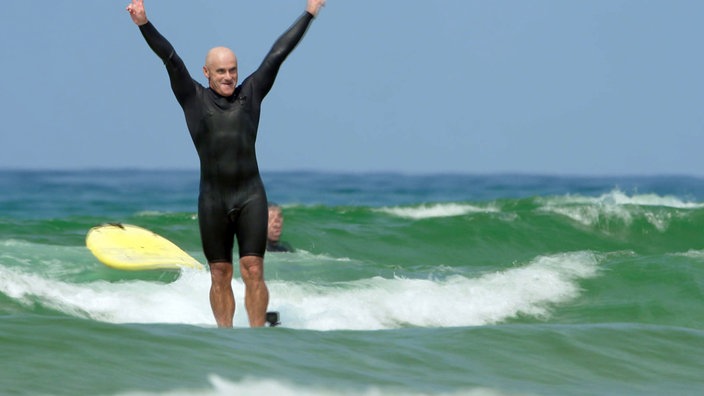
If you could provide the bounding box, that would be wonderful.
[127,0,326,328]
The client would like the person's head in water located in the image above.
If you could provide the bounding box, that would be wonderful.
[203,47,238,97]
[267,203,284,243]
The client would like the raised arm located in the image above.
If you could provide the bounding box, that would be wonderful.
[249,0,326,99]
[126,0,148,26]
[126,0,195,105]
[306,0,326,17]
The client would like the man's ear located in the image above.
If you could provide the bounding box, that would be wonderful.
[202,66,210,79]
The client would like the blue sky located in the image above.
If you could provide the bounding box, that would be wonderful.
[1,1,702,175]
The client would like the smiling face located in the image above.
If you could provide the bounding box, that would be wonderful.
[203,47,238,97]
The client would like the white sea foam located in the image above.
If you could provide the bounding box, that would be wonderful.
[674,249,704,259]
[274,251,600,330]
[1,239,33,248]
[0,265,216,325]
[543,189,702,209]
[379,203,499,219]
[538,189,699,230]
[115,375,520,396]
[0,250,600,331]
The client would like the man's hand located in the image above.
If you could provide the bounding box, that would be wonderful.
[126,0,148,26]
[306,0,326,17]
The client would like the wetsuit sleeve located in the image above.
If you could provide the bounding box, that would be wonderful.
[249,12,315,100]
[138,22,196,106]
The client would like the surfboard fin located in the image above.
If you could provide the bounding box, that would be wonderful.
[266,311,280,327]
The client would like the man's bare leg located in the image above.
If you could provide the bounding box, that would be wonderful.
[240,255,269,327]
[209,261,235,328]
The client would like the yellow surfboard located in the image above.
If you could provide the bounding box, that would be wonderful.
[86,223,205,271]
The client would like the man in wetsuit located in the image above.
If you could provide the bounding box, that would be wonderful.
[267,203,294,253]
[126,0,326,327]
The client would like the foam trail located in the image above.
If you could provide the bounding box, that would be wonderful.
[379,203,499,219]
[273,251,600,330]
[116,375,515,396]
[1,251,600,331]
[0,266,217,326]
[538,189,700,230]
[542,189,702,209]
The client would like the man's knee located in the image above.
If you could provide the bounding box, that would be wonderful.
[209,261,234,284]
[239,256,264,281]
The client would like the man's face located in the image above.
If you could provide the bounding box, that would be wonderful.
[203,48,238,97]
[268,208,283,241]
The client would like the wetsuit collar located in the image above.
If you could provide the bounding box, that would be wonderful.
[207,86,240,101]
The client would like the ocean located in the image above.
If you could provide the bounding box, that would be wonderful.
[1,170,703,395]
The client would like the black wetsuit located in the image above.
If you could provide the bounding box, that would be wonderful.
[138,12,314,262]
[266,239,294,253]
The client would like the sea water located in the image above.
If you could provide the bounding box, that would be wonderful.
[1,170,703,395]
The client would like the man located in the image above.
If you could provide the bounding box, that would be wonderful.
[126,0,325,327]
[267,203,294,253]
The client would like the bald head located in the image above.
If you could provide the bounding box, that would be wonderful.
[205,47,236,68]
[202,47,238,97]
